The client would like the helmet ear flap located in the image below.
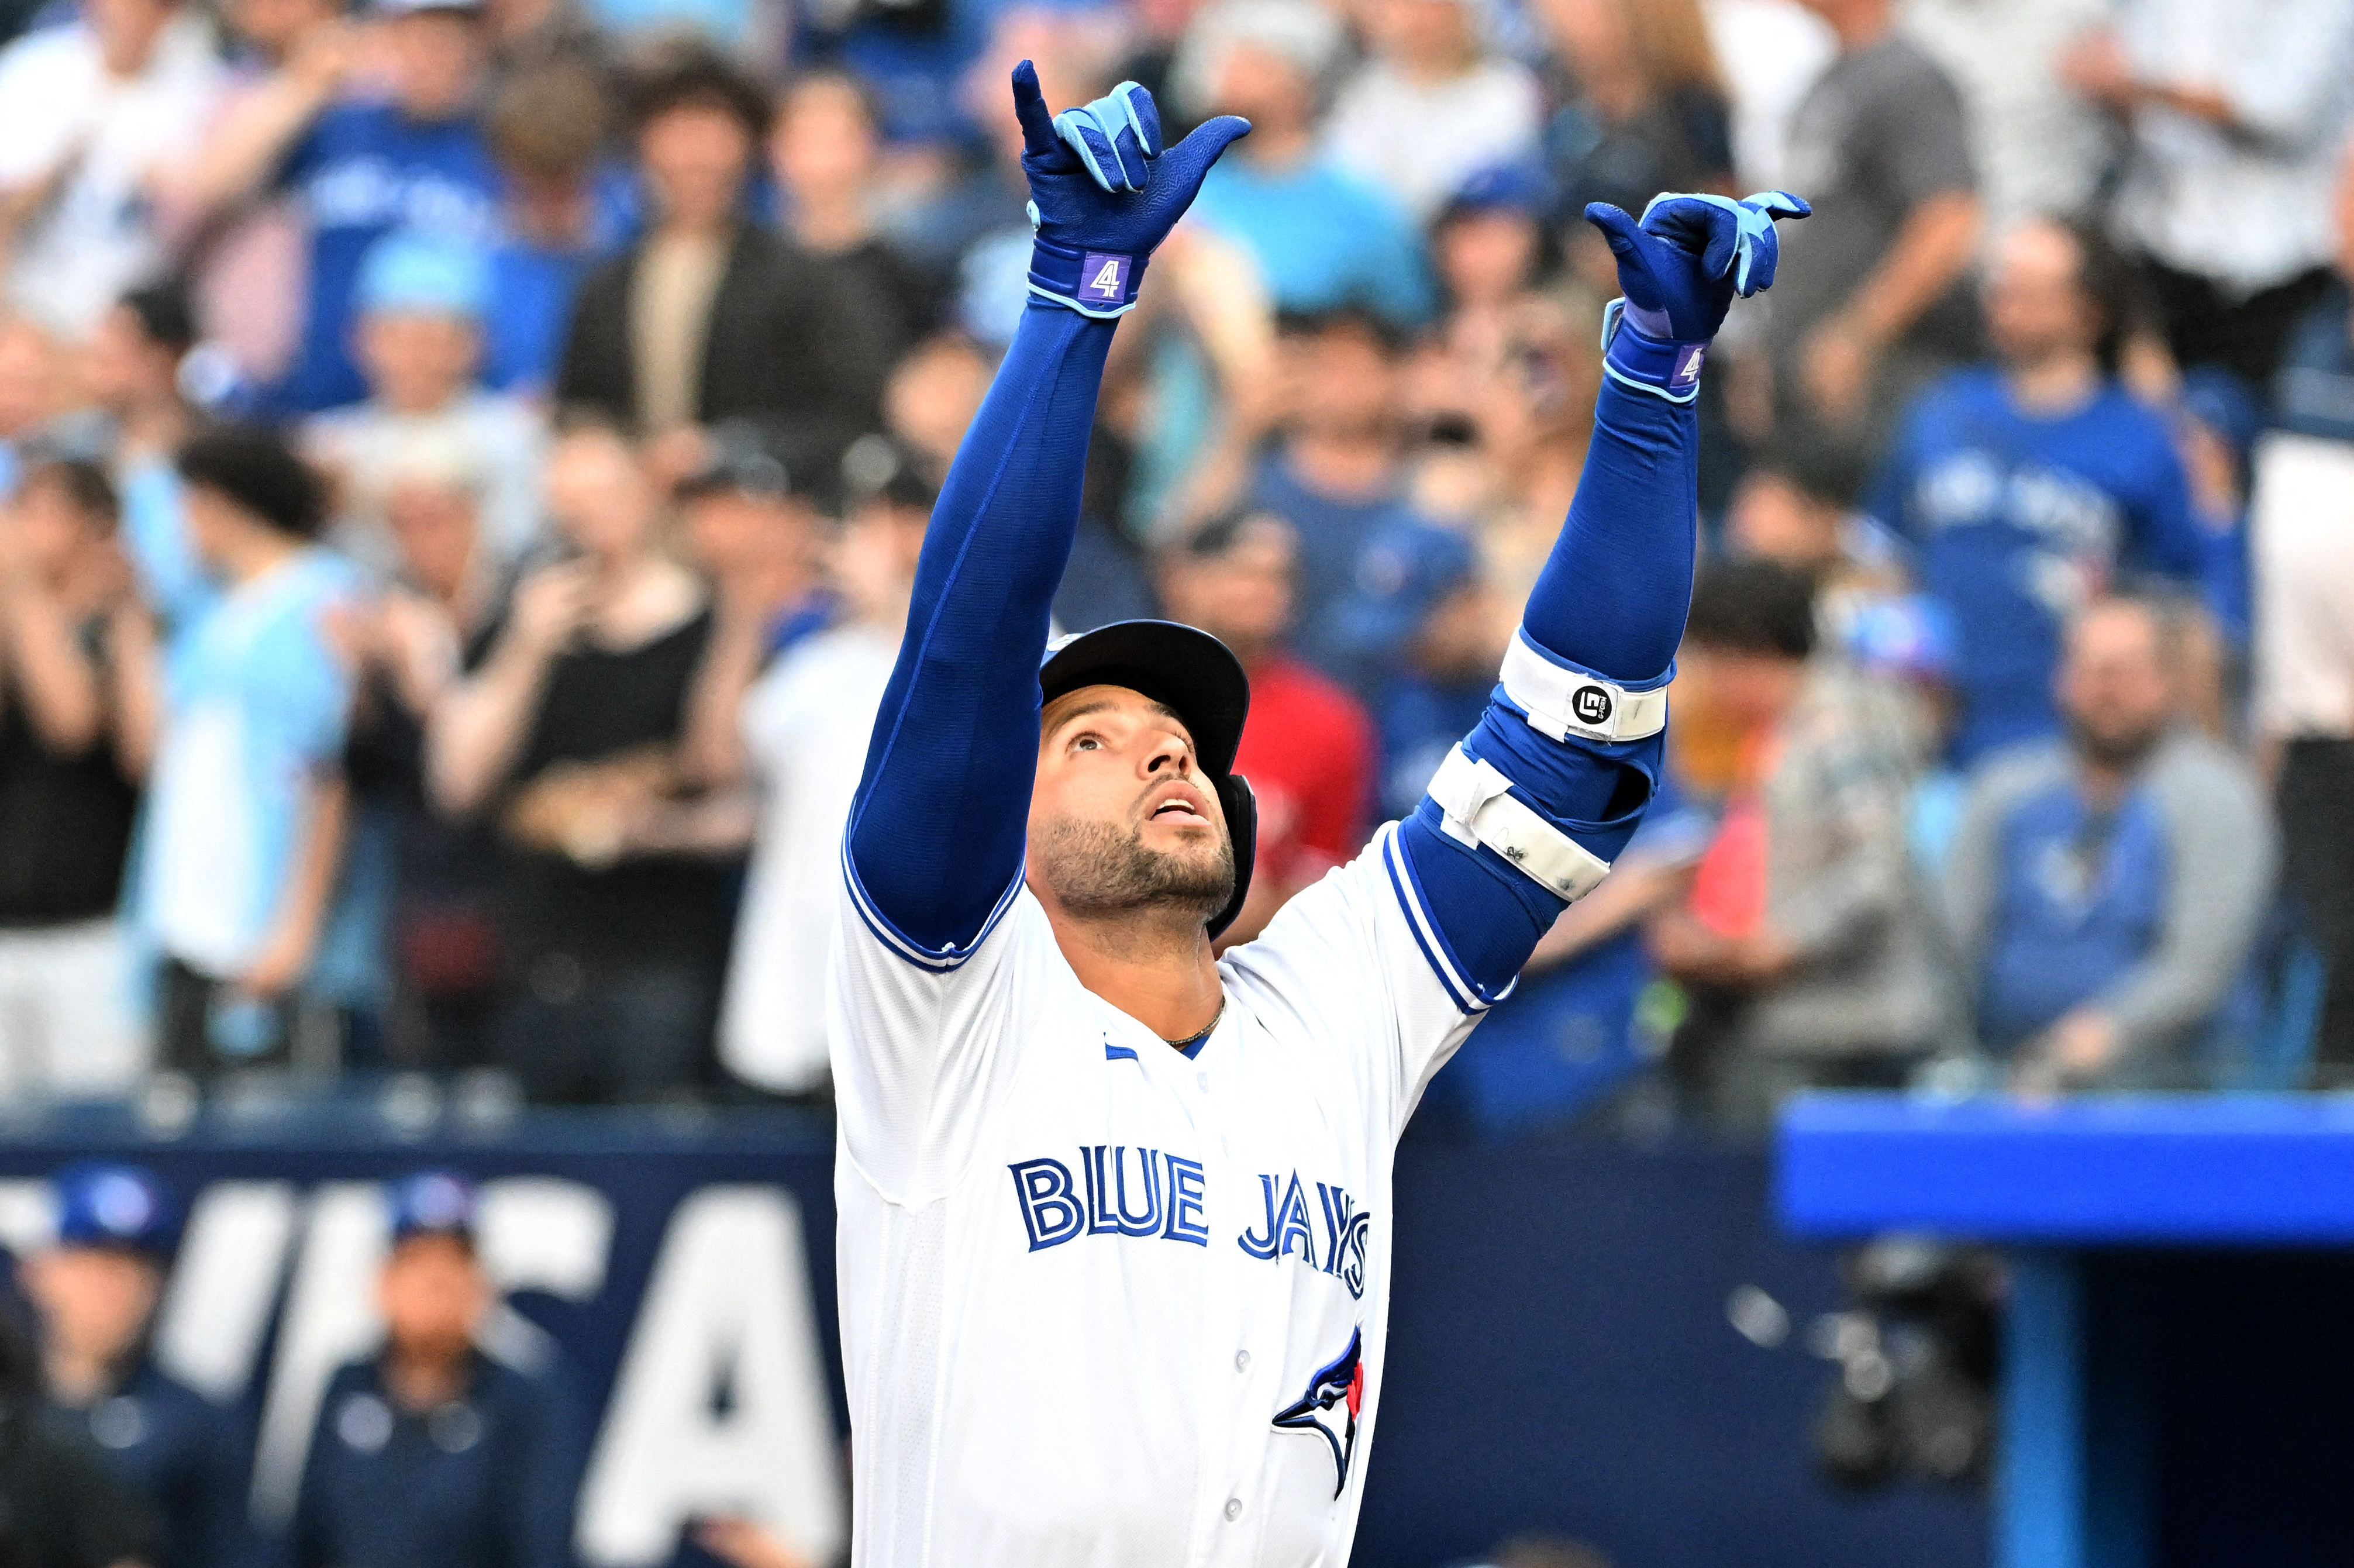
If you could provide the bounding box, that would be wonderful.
[1206,773,1257,940]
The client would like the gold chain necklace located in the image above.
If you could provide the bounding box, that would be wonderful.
[1164,996,1226,1050]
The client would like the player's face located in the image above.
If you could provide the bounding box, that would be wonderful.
[1029,685,1235,926]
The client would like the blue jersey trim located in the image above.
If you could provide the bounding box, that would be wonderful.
[1104,1042,1140,1062]
[840,836,1027,973]
[1379,822,1514,1016]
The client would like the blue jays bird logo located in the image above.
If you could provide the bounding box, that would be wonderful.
[1273,1328,1365,1498]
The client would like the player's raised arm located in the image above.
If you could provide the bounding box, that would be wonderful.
[1387,192,1809,1010]
[842,67,1247,962]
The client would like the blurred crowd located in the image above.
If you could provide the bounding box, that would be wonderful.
[0,0,2348,1149]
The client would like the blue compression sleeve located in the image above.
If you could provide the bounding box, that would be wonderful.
[1522,330,1698,685]
[846,302,1114,958]
[1391,357,1697,1004]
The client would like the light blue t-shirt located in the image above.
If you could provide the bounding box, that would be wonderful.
[128,514,356,977]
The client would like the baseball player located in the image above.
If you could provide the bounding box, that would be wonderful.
[830,62,1807,1567]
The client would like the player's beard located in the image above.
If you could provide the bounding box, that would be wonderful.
[1033,813,1235,927]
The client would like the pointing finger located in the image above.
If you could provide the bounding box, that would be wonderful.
[1011,61,1057,159]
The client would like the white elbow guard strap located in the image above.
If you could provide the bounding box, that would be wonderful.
[1426,746,1612,902]
[1500,632,1670,744]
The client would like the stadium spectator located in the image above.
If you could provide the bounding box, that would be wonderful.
[1428,289,1602,604]
[1900,0,2107,240]
[1867,216,2208,764]
[1359,522,1498,825]
[167,0,343,391]
[1156,509,1374,945]
[1769,0,1980,430]
[481,0,610,87]
[1839,590,1967,871]
[880,333,992,490]
[769,71,945,355]
[2060,0,2354,388]
[100,294,212,647]
[292,1171,577,1568]
[191,0,503,415]
[336,439,510,1071]
[1245,307,1441,687]
[555,45,889,484]
[21,1164,244,1568]
[1725,422,1903,640]
[1650,559,1945,1132]
[78,285,200,470]
[133,426,356,1080]
[429,418,725,1104]
[0,460,157,1099]
[481,59,619,398]
[716,450,935,1099]
[1325,0,1543,223]
[671,423,833,794]
[0,1300,161,1568]
[1538,0,1735,240]
[0,0,223,339]
[305,232,546,578]
[1944,594,2276,1092]
[1701,0,1835,194]
[2253,146,2354,1087]
[1176,0,1434,326]
[1429,163,1555,330]
[1408,167,1566,462]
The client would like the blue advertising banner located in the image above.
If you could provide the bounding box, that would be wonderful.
[0,1106,1985,1568]
[0,1106,849,1567]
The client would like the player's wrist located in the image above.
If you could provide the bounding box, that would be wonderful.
[1600,299,1708,402]
[1028,232,1149,318]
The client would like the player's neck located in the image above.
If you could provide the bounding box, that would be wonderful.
[1042,904,1225,1042]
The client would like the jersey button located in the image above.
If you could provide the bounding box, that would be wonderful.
[1195,1071,1211,1092]
[1223,1497,1243,1522]
[1233,1350,1250,1372]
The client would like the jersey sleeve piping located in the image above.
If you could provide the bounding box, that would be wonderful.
[840,833,1029,973]
[1377,822,1517,1015]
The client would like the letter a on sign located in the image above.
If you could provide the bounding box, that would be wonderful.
[577,1187,845,1565]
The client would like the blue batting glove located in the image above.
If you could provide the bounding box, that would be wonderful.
[1012,63,1250,318]
[1584,191,1808,400]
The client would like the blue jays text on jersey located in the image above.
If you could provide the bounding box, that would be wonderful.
[1007,1149,1372,1298]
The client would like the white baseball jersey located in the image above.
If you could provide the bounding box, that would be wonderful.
[830,821,1483,1567]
